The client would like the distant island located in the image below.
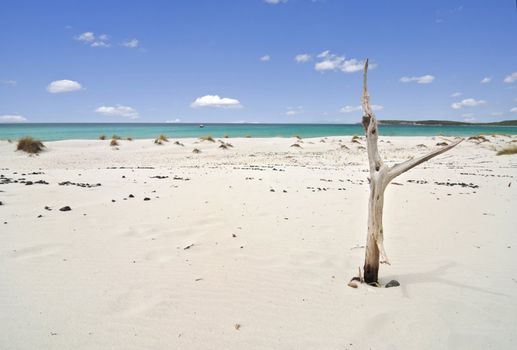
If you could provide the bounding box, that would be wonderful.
[377,120,517,126]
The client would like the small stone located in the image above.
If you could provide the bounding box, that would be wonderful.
[111,199,116,203]
[348,282,358,288]
[128,194,135,198]
[25,181,33,186]
[143,197,151,201]
[385,280,400,288]
[0,201,3,205]
[37,214,43,218]
[59,206,72,212]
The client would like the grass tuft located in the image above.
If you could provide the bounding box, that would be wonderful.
[157,134,169,142]
[192,148,201,153]
[111,135,122,140]
[110,139,119,147]
[199,135,215,142]
[496,145,517,156]
[17,137,45,154]
[468,135,489,143]
[99,134,106,140]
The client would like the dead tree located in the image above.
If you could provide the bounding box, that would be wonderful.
[360,59,462,284]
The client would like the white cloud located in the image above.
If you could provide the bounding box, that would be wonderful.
[0,115,26,123]
[165,118,182,123]
[285,106,304,116]
[75,32,110,47]
[451,98,486,109]
[264,0,287,4]
[314,51,369,73]
[47,80,82,93]
[510,107,517,113]
[295,54,311,63]
[504,72,517,83]
[76,32,95,42]
[95,105,139,119]
[122,39,139,48]
[400,75,435,84]
[191,95,242,108]
[260,55,271,62]
[451,92,462,97]
[0,79,17,86]
[480,77,492,84]
[340,104,383,113]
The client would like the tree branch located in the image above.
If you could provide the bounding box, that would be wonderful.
[387,139,463,182]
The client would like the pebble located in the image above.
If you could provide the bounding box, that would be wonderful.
[385,280,400,288]
[59,206,72,212]
[143,197,151,201]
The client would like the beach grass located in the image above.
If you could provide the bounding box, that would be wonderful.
[17,137,45,154]
[496,145,517,155]
[199,135,215,142]
[157,134,169,142]
[110,139,119,147]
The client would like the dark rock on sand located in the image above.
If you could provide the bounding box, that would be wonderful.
[143,197,151,201]
[385,280,400,288]
[59,206,72,212]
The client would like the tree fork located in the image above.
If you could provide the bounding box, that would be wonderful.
[359,59,463,285]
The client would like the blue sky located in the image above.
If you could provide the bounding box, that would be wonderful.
[0,0,516,123]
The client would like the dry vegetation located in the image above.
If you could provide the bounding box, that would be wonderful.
[496,145,517,156]
[157,134,169,142]
[111,135,122,140]
[192,148,201,153]
[99,135,106,140]
[199,135,215,142]
[17,137,45,154]
[173,140,184,146]
[468,135,489,143]
[110,139,119,147]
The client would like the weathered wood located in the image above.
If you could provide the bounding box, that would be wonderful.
[360,59,463,284]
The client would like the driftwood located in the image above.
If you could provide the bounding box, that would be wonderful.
[360,59,463,284]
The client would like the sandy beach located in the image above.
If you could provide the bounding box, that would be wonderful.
[1,135,516,349]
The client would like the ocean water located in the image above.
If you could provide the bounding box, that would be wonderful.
[0,123,516,141]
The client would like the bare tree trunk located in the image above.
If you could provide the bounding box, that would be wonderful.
[360,60,462,285]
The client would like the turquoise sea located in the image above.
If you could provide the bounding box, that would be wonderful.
[1,123,516,141]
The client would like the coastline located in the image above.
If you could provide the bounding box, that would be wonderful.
[1,135,516,349]
[2,123,517,141]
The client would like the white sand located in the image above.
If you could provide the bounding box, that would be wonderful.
[1,135,516,349]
